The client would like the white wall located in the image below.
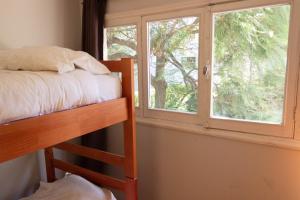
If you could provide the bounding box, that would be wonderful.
[0,0,81,199]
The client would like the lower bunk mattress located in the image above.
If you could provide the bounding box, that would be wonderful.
[20,174,116,200]
[0,69,121,124]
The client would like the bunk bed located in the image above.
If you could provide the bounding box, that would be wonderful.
[0,58,137,200]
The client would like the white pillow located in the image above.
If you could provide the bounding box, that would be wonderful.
[71,51,110,75]
[0,46,75,73]
[0,46,111,74]
[20,175,116,200]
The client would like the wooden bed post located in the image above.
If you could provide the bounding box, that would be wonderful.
[121,58,138,200]
[44,147,56,182]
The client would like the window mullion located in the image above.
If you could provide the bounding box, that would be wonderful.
[198,10,206,126]
[141,14,150,119]
[136,16,144,117]
[199,7,213,127]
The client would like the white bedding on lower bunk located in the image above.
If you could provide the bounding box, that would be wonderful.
[20,175,116,200]
[0,69,121,124]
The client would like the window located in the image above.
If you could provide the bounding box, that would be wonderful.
[147,16,199,113]
[104,24,140,107]
[105,0,300,138]
[206,1,299,137]
[212,4,290,124]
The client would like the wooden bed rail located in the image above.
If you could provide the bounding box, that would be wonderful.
[0,98,128,163]
[52,158,137,196]
[53,159,126,191]
[55,142,125,167]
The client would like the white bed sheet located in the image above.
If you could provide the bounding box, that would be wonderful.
[0,69,121,124]
[20,174,117,200]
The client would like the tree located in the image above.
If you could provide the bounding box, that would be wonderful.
[213,5,290,122]
[106,5,290,122]
[149,17,199,111]
[106,25,140,107]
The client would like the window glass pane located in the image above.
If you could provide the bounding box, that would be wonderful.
[212,5,290,123]
[148,17,199,113]
[105,25,139,107]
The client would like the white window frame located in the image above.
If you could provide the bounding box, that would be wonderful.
[203,0,300,137]
[104,0,300,140]
[104,17,143,116]
[142,8,205,124]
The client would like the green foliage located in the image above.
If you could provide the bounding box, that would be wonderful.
[106,5,290,121]
[148,17,199,111]
[106,25,139,107]
[213,5,290,123]
[106,26,137,59]
[165,84,197,112]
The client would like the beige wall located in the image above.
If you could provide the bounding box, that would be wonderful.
[107,0,189,14]
[0,0,81,199]
[0,0,81,50]
[107,124,300,200]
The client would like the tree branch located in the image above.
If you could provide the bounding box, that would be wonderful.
[167,53,197,90]
[107,36,136,51]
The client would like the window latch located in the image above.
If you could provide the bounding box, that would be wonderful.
[203,61,210,79]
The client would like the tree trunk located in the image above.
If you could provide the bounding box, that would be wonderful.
[152,55,167,109]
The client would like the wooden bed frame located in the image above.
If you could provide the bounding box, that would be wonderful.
[0,58,137,200]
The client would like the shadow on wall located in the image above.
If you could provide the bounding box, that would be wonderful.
[0,42,8,50]
[0,154,41,200]
[61,0,82,50]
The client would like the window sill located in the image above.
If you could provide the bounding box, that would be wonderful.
[136,117,300,151]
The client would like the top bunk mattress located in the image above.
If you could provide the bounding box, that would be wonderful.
[0,69,121,124]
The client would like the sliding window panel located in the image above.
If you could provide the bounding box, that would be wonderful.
[205,0,299,137]
[104,17,143,114]
[142,9,205,123]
